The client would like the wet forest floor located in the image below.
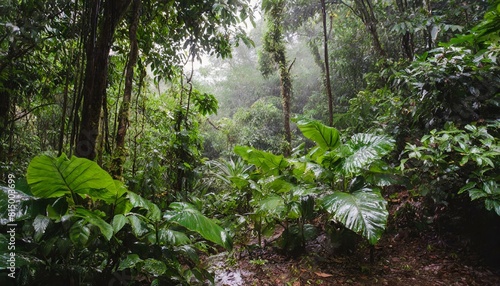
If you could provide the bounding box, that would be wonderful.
[207,189,500,285]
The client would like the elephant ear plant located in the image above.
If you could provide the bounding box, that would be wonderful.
[0,153,232,285]
[296,119,394,246]
[232,119,394,257]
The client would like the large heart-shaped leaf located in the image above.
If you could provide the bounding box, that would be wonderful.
[339,133,394,175]
[296,119,341,150]
[321,188,388,245]
[27,154,118,204]
[165,202,232,250]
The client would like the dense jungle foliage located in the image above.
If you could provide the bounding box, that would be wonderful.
[1,0,499,285]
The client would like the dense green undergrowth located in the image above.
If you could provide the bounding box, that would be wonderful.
[1,154,231,285]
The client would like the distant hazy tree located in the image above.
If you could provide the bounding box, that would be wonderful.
[260,0,294,156]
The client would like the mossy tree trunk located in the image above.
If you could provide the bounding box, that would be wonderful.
[261,0,293,156]
[111,0,141,179]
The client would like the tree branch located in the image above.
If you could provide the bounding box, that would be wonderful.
[9,103,55,123]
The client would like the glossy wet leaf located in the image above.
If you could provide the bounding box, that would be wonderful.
[142,258,167,276]
[118,254,143,271]
[322,189,388,245]
[341,133,394,175]
[153,229,191,246]
[128,214,149,237]
[33,215,50,242]
[166,202,232,250]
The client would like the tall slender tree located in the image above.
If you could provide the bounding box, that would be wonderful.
[111,0,141,179]
[320,0,334,126]
[260,0,294,156]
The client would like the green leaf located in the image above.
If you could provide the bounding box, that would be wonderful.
[460,156,470,166]
[128,214,149,237]
[296,119,341,150]
[127,191,162,222]
[112,214,127,233]
[257,195,285,216]
[27,154,118,204]
[33,215,50,242]
[234,146,288,175]
[113,180,129,198]
[0,185,33,223]
[75,207,113,240]
[114,195,133,215]
[321,189,388,245]
[260,176,294,194]
[340,133,395,175]
[468,188,488,200]
[458,181,476,194]
[142,259,167,276]
[166,202,232,250]
[147,201,162,222]
[483,180,499,195]
[45,197,67,222]
[153,229,191,246]
[118,254,143,271]
[485,199,500,216]
[290,160,323,183]
[177,244,200,264]
[128,191,150,209]
[69,220,90,246]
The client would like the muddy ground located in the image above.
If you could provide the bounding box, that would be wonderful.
[207,190,500,285]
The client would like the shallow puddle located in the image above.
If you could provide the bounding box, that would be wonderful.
[206,252,254,286]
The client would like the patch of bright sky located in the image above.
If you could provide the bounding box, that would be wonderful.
[189,0,261,79]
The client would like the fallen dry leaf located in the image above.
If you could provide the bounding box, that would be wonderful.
[315,272,333,278]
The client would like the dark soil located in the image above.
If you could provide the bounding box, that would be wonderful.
[209,189,500,285]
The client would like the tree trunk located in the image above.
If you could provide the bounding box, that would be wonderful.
[354,0,386,57]
[0,87,9,144]
[75,0,131,160]
[0,47,17,163]
[263,0,293,156]
[321,0,334,126]
[278,55,293,156]
[111,0,141,180]
[396,0,415,59]
[0,80,10,165]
